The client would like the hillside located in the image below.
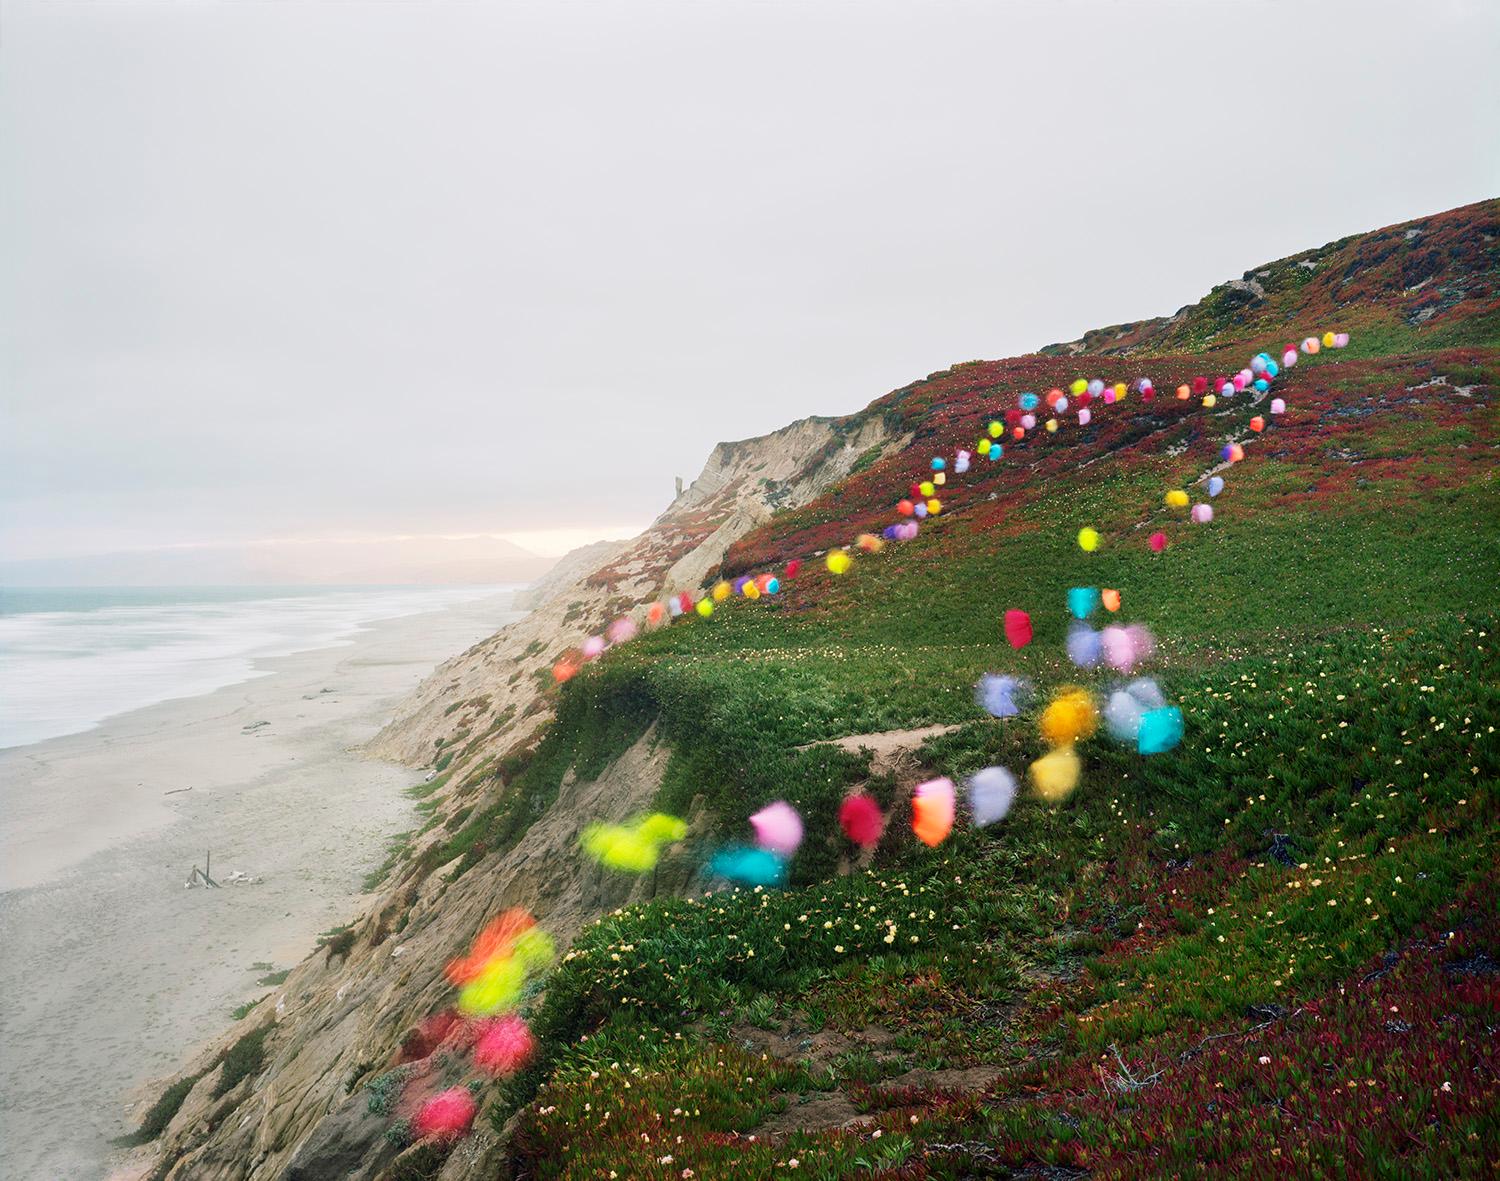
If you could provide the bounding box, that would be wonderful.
[120,199,1499,1181]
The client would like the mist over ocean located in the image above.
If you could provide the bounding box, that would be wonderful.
[0,585,517,749]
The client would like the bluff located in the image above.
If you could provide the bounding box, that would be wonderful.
[121,198,1498,1181]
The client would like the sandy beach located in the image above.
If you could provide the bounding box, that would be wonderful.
[0,590,523,1181]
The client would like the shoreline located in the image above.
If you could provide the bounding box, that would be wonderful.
[0,589,525,1181]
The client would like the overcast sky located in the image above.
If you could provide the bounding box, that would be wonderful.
[3,0,1496,564]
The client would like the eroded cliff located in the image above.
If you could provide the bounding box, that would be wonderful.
[117,409,905,1181]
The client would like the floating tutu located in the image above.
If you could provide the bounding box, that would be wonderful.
[1030,745,1081,802]
[415,1087,477,1139]
[838,793,884,847]
[1066,623,1102,668]
[474,1014,536,1077]
[1039,687,1097,747]
[749,801,804,857]
[976,673,1030,717]
[581,824,658,872]
[1104,678,1166,744]
[456,927,554,1017]
[1004,608,1033,649]
[581,813,687,873]
[1067,586,1100,620]
[911,777,956,846]
[1102,623,1155,672]
[967,766,1017,827]
[1138,706,1185,755]
[709,845,788,888]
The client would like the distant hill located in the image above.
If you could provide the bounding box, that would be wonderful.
[0,534,554,586]
[1038,197,1498,357]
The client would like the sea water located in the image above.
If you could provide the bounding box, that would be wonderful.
[0,585,515,749]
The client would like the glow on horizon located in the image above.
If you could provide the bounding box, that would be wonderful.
[40,527,648,561]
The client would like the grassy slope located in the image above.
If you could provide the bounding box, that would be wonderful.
[413,205,1499,1179]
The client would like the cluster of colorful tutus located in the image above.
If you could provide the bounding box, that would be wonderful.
[393,328,1348,1142]
[556,332,1348,683]
[382,910,553,1141]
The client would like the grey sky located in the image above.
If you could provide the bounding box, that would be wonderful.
[3,0,1496,564]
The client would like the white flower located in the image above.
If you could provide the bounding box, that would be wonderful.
[1258,1056,1271,1065]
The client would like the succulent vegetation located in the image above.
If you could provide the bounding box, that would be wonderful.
[484,202,1500,1178]
[140,199,1499,1179]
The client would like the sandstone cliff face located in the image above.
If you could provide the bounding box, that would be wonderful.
[365,412,897,769]
[122,410,902,1181]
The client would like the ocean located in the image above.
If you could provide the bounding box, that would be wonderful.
[0,585,517,750]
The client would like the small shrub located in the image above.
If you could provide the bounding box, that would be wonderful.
[383,1139,450,1181]
[230,997,264,1021]
[319,926,356,963]
[213,1026,269,1097]
[384,1117,414,1148]
[366,1065,415,1116]
[114,1073,202,1145]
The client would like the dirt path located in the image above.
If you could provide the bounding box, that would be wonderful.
[797,724,960,774]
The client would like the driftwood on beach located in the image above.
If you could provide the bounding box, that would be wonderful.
[184,850,218,888]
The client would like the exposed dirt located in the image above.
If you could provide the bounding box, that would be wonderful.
[755,1091,873,1136]
[797,724,960,776]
